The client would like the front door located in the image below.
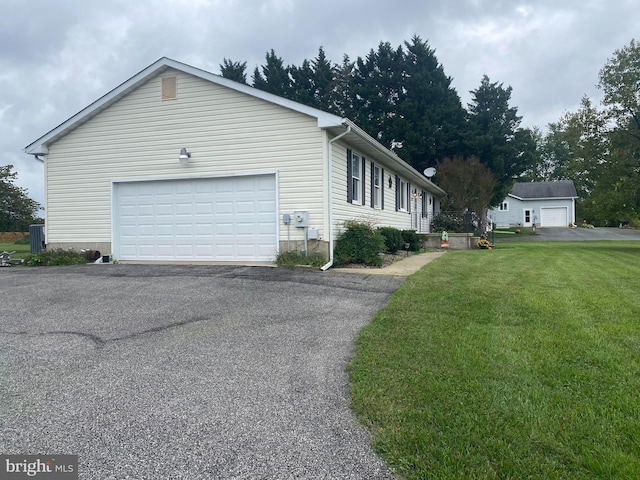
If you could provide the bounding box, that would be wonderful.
[523,209,533,227]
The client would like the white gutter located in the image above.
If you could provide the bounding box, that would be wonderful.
[321,124,351,271]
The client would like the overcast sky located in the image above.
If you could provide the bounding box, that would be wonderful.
[2,0,638,208]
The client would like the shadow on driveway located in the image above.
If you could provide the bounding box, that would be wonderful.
[1,265,402,479]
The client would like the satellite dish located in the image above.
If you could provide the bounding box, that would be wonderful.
[423,167,436,178]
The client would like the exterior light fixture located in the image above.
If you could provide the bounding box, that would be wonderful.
[179,148,191,165]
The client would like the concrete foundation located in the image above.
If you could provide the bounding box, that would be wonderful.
[422,233,479,250]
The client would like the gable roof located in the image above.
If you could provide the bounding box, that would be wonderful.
[509,181,577,200]
[24,57,445,196]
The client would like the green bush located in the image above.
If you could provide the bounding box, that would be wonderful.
[25,248,87,267]
[377,226,404,253]
[334,220,386,267]
[275,250,325,268]
[401,230,421,252]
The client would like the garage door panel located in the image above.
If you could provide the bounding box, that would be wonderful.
[541,207,567,227]
[114,175,277,262]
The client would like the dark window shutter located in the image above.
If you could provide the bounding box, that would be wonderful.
[408,183,411,213]
[395,175,400,211]
[361,157,366,206]
[346,149,352,203]
[370,161,375,208]
[381,168,385,210]
[422,191,427,218]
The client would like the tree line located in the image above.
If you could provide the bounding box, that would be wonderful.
[524,39,640,225]
[221,35,640,226]
[3,37,638,231]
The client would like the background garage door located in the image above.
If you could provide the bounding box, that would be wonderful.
[540,207,568,227]
[113,175,277,261]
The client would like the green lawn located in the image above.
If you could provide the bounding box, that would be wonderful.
[0,241,30,259]
[350,241,640,479]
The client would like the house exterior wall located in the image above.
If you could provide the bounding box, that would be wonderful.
[491,197,576,227]
[44,69,327,255]
[330,140,433,237]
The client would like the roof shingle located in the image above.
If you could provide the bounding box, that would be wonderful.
[511,181,577,199]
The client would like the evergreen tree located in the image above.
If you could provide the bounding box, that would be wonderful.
[219,58,248,84]
[251,49,293,98]
[331,54,356,118]
[467,75,536,205]
[350,42,405,143]
[394,35,468,172]
[289,59,316,106]
[347,36,467,172]
[309,47,336,112]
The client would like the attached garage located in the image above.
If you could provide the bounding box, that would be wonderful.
[25,57,448,266]
[112,174,278,262]
[540,207,568,227]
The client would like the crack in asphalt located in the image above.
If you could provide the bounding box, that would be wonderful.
[0,316,209,348]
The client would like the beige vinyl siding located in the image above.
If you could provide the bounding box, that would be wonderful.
[330,140,421,239]
[45,69,326,245]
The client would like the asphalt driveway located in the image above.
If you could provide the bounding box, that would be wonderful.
[0,265,403,479]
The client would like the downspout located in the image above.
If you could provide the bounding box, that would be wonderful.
[321,124,351,271]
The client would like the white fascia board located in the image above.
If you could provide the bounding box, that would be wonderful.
[510,194,578,201]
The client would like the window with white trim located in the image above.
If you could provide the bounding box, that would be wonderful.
[351,153,362,204]
[499,202,509,211]
[400,180,409,211]
[372,164,382,209]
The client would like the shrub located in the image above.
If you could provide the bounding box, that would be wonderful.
[25,248,87,267]
[377,226,404,253]
[401,230,421,252]
[275,250,325,268]
[334,220,386,267]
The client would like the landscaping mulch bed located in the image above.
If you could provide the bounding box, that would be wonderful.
[340,252,410,269]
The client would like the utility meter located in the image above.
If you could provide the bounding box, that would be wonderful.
[293,211,308,228]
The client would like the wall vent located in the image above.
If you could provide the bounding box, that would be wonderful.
[161,76,177,100]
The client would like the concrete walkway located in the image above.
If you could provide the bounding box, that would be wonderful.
[331,251,446,276]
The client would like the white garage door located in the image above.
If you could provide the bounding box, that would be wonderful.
[113,174,277,262]
[540,207,568,227]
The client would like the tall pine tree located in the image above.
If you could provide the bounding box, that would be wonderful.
[252,49,292,97]
[466,75,535,205]
[219,58,248,84]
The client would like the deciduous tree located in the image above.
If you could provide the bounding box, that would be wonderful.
[0,165,41,231]
[436,155,496,222]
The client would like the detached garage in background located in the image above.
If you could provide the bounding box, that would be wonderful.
[24,57,445,265]
[490,181,578,228]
